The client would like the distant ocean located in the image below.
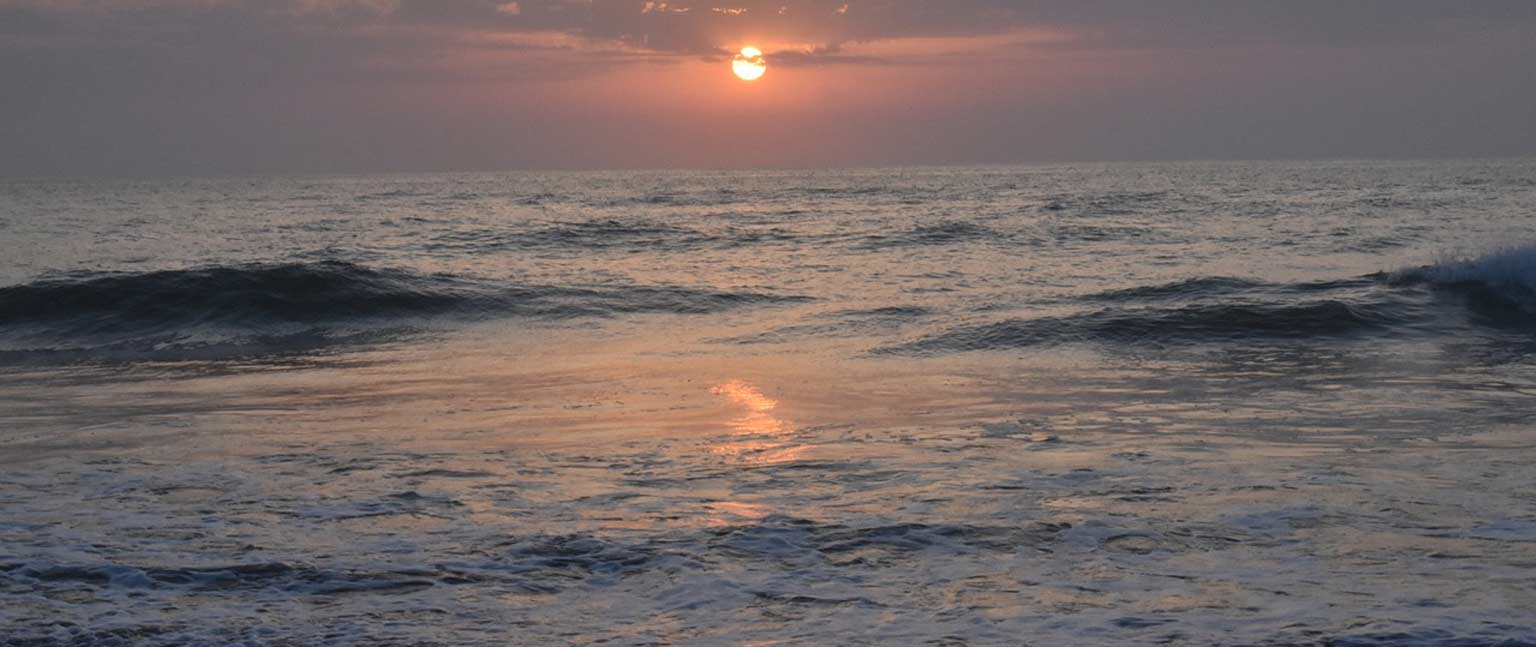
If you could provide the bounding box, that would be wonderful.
[3,161,1536,645]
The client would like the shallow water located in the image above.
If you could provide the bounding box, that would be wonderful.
[3,161,1536,645]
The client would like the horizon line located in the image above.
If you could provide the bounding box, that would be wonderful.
[4,154,1535,183]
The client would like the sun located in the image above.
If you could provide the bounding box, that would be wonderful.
[731,47,767,81]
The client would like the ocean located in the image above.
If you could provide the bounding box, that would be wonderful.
[2,160,1535,646]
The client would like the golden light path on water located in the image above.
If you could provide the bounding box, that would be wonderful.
[702,379,810,525]
[709,379,808,466]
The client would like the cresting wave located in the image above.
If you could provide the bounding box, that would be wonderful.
[886,300,1414,355]
[0,261,809,355]
[1390,245,1536,319]
[883,246,1536,355]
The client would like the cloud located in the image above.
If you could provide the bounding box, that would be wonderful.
[5,1,1535,90]
[7,1,1536,69]
[1,0,1534,174]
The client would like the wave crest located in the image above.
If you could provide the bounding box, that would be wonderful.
[0,261,471,332]
[0,261,809,356]
[884,246,1536,355]
[1392,245,1536,317]
[883,299,1408,354]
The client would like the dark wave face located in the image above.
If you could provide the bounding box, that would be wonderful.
[1080,276,1376,303]
[881,248,1536,355]
[0,262,473,330]
[709,305,934,345]
[885,300,1416,354]
[856,221,999,249]
[0,261,809,358]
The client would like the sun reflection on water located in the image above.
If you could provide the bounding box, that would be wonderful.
[708,379,811,464]
[701,379,811,526]
[710,379,789,436]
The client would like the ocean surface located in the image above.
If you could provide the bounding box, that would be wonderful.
[2,160,1536,646]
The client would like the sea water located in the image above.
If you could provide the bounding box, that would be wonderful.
[2,161,1536,645]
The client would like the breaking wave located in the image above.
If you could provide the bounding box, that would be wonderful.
[1391,244,1536,319]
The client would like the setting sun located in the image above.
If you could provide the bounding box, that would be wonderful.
[731,47,766,81]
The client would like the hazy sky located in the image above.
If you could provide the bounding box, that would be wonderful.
[3,0,1535,175]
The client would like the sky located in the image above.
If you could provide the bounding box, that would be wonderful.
[2,0,1535,175]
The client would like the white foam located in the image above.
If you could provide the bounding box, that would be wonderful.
[1423,244,1536,295]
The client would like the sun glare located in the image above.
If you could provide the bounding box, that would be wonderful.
[731,47,767,81]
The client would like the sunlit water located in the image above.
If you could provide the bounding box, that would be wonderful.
[3,161,1536,646]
